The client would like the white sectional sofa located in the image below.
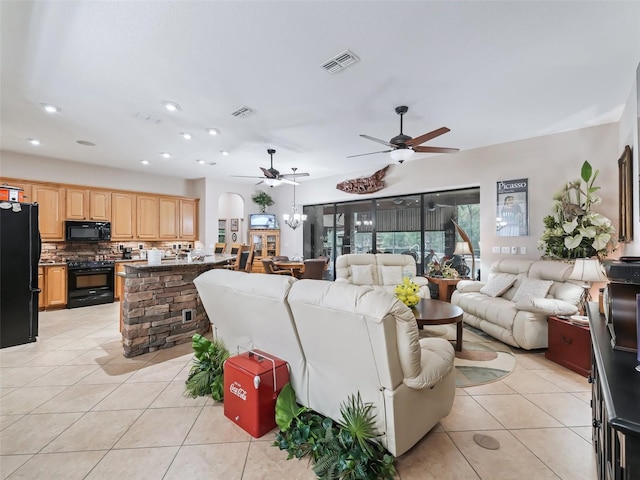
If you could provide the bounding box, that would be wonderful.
[193,269,455,457]
[451,259,584,350]
[335,253,430,299]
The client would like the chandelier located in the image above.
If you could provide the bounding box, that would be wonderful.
[282,168,307,230]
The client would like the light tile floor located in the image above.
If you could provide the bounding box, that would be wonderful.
[0,303,597,479]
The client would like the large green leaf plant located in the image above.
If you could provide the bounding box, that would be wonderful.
[273,384,396,480]
[184,333,229,401]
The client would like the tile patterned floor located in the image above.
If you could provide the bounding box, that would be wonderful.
[0,303,597,479]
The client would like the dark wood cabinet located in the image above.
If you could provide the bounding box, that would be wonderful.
[546,316,591,377]
[588,303,640,480]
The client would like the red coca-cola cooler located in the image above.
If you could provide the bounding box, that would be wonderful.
[223,349,289,438]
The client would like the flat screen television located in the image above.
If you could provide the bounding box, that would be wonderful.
[250,213,277,229]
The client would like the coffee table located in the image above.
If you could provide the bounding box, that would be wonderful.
[412,299,464,351]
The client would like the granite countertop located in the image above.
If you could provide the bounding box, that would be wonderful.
[38,262,68,267]
[122,254,235,271]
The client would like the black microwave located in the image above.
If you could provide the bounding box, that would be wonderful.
[65,221,111,242]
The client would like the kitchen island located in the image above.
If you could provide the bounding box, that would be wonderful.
[119,254,235,357]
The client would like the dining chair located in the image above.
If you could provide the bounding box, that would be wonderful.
[214,242,226,254]
[244,246,256,273]
[261,258,293,276]
[272,255,290,262]
[300,259,326,280]
[224,244,250,271]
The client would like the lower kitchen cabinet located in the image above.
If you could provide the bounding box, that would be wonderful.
[42,265,67,309]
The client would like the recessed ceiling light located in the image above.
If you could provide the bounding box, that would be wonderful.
[196,159,206,165]
[40,103,61,113]
[180,132,192,140]
[220,150,229,156]
[77,140,95,146]
[162,101,181,112]
[140,160,149,165]
[207,128,220,136]
[28,138,40,146]
[160,152,171,158]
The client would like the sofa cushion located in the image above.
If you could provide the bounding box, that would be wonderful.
[380,265,404,286]
[480,273,517,297]
[515,297,579,316]
[351,264,375,285]
[511,278,554,303]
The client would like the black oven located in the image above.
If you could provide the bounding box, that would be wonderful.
[67,260,115,308]
[65,221,111,242]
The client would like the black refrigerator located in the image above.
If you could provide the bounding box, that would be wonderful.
[0,202,40,348]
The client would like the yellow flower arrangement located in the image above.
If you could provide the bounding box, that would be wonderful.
[394,276,421,308]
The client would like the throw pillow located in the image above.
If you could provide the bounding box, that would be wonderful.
[380,265,404,286]
[511,278,554,303]
[516,297,578,316]
[479,273,517,297]
[351,264,374,285]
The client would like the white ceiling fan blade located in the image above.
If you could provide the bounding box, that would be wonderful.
[280,178,300,186]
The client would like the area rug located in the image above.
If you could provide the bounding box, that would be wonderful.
[419,324,516,388]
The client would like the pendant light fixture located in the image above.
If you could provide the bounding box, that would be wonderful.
[282,168,307,230]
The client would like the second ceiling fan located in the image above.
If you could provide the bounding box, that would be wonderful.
[348,105,459,163]
[231,149,309,187]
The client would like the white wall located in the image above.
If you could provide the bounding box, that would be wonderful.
[278,123,621,279]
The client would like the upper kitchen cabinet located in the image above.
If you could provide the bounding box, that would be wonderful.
[31,184,65,240]
[66,189,111,221]
[159,197,179,240]
[179,199,197,241]
[137,195,159,240]
[111,192,136,240]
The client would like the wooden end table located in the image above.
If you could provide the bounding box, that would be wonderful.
[426,277,463,302]
[413,299,464,351]
[545,315,591,377]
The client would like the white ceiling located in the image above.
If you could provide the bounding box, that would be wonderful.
[2,1,639,185]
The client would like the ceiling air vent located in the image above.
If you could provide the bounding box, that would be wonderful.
[230,106,257,118]
[134,112,162,124]
[320,50,360,74]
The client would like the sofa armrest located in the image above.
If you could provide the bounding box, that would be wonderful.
[412,276,428,287]
[515,297,578,316]
[403,338,454,390]
[456,280,485,293]
[335,278,350,284]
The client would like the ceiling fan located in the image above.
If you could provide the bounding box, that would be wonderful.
[231,149,309,187]
[348,105,459,163]
[426,194,453,212]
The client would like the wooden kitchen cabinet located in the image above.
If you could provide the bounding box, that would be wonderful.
[66,188,111,221]
[45,265,67,308]
[179,199,197,240]
[38,267,44,309]
[137,195,159,239]
[31,184,65,240]
[111,192,136,240]
[159,197,179,239]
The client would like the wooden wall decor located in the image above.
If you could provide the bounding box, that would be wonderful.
[336,165,389,194]
[618,145,633,242]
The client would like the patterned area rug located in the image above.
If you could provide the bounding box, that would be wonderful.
[419,324,516,388]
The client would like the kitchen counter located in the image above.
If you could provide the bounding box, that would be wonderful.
[118,253,236,357]
[38,261,67,266]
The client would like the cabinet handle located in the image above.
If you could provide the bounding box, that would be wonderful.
[561,336,573,345]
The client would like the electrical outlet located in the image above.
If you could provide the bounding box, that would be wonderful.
[520,246,527,255]
[511,246,518,254]
[182,309,194,323]
[119,244,123,251]
[138,244,144,250]
[492,246,500,254]
[501,246,510,254]
[172,244,177,250]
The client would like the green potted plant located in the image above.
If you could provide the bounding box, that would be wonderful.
[252,191,274,213]
[274,383,396,480]
[183,333,229,401]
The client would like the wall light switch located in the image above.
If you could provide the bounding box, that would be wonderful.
[511,246,518,254]
[520,246,527,255]
[501,246,510,254]
[492,246,500,254]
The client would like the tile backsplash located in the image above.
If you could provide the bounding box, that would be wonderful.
[40,241,194,263]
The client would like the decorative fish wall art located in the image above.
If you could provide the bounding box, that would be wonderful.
[336,165,389,194]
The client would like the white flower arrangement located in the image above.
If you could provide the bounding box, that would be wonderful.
[538,161,616,260]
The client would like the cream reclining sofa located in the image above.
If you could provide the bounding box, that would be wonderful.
[335,253,430,299]
[193,269,455,457]
[451,259,583,350]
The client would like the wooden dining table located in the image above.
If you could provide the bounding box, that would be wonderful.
[273,261,305,278]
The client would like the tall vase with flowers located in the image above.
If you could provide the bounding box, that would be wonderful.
[538,161,616,260]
